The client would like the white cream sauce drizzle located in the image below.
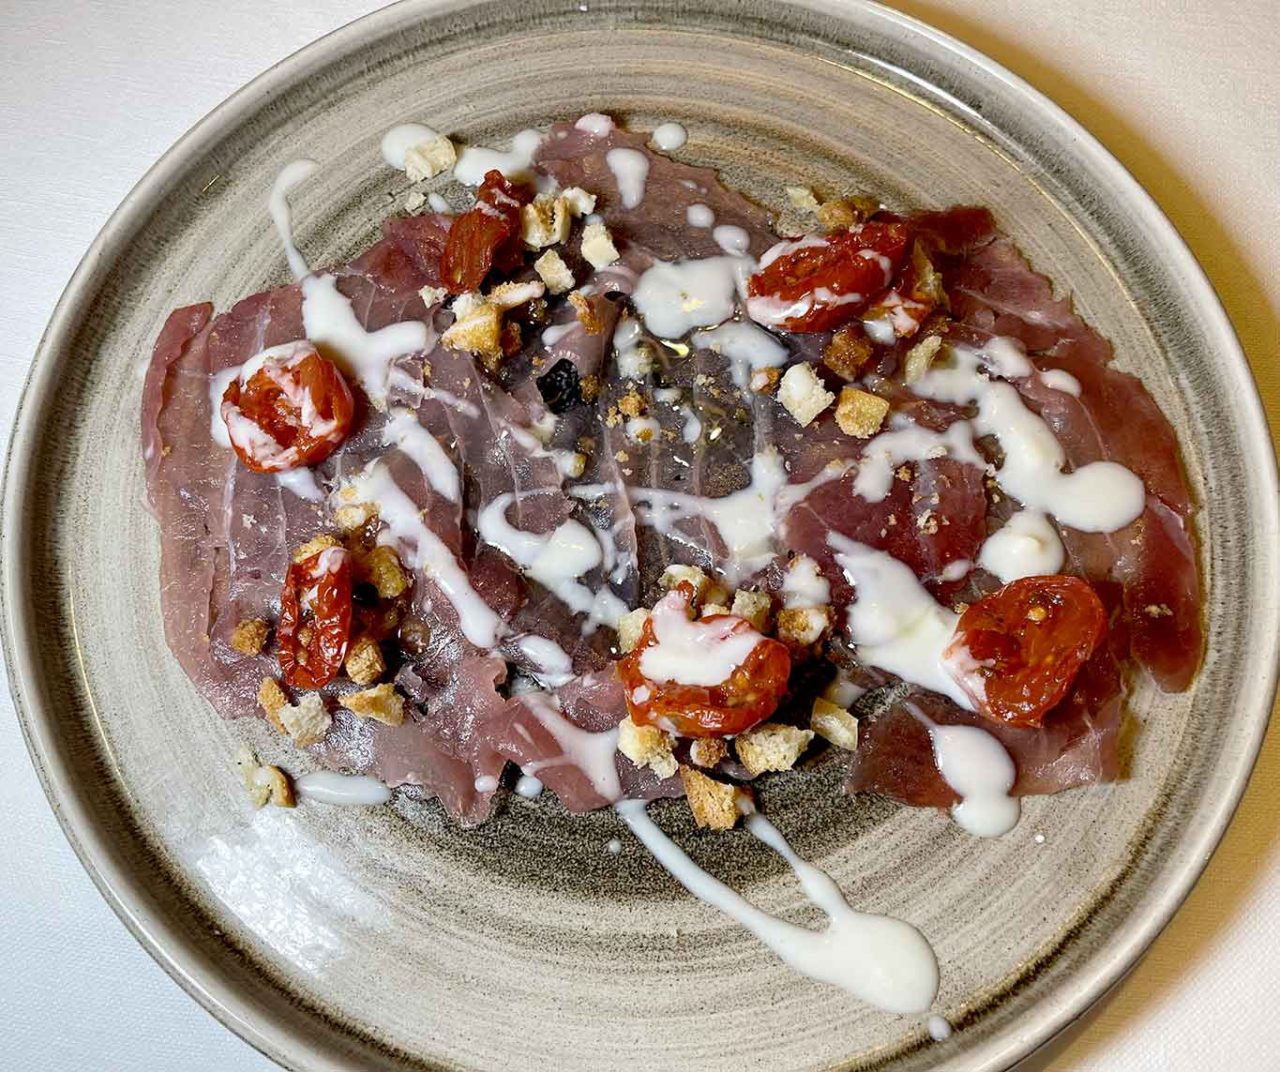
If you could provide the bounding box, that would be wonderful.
[685,203,714,228]
[639,588,764,687]
[616,800,939,1014]
[268,159,319,279]
[692,320,788,390]
[712,225,751,255]
[1039,368,1081,396]
[523,692,622,801]
[574,113,615,136]
[828,535,971,710]
[516,634,575,687]
[453,129,545,186]
[346,462,503,648]
[477,493,626,631]
[680,406,703,444]
[782,555,830,608]
[913,340,1145,533]
[853,418,984,502]
[295,772,392,806]
[651,122,688,151]
[908,704,1020,838]
[631,255,753,338]
[422,386,480,418]
[427,192,453,215]
[383,407,460,503]
[927,1015,953,1041]
[274,467,324,502]
[605,147,650,209]
[977,509,1065,583]
[515,774,544,798]
[380,123,438,171]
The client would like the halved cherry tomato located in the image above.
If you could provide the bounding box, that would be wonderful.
[277,547,354,690]
[439,169,533,294]
[861,241,946,340]
[745,222,912,333]
[618,583,792,738]
[221,341,354,473]
[943,575,1107,727]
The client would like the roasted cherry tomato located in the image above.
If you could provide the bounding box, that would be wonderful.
[439,169,533,294]
[618,583,792,738]
[861,241,946,341]
[745,222,912,333]
[277,547,354,690]
[943,575,1107,727]
[221,341,354,473]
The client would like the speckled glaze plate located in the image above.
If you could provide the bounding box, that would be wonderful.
[3,1,1277,1069]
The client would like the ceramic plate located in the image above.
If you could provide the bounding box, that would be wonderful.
[3,1,1277,1069]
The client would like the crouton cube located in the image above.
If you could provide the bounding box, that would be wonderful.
[778,363,835,427]
[688,738,728,769]
[784,186,821,213]
[815,195,879,231]
[810,698,860,751]
[366,545,408,599]
[292,533,341,563]
[334,500,378,533]
[749,366,782,394]
[534,249,575,294]
[339,683,405,726]
[734,722,815,776]
[560,186,597,215]
[418,284,448,308]
[835,387,890,439]
[257,677,289,734]
[699,602,730,618]
[488,280,546,311]
[822,325,874,380]
[679,766,752,830]
[234,745,293,808]
[617,608,650,654]
[276,693,332,746]
[775,605,832,647]
[230,619,269,656]
[617,716,677,779]
[580,222,619,268]
[521,194,573,249]
[730,589,772,632]
[568,290,603,334]
[660,564,711,602]
[403,135,456,182]
[344,635,386,686]
[442,302,503,361]
[902,334,943,385]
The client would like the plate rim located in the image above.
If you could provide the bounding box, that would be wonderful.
[3,1,1277,1069]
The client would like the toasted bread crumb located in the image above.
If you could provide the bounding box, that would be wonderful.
[418,284,448,308]
[366,545,409,599]
[257,677,289,734]
[679,766,751,829]
[823,326,874,380]
[236,745,296,809]
[568,290,603,334]
[731,589,772,632]
[277,693,332,746]
[617,608,650,654]
[815,195,879,232]
[534,249,575,294]
[488,280,546,312]
[292,534,341,563]
[335,500,378,533]
[902,334,942,385]
[617,715,677,779]
[442,301,503,361]
[580,222,619,268]
[230,619,269,656]
[778,363,835,427]
[784,186,821,213]
[735,722,815,776]
[339,683,405,726]
[344,635,386,686]
[749,366,782,394]
[776,605,832,647]
[404,135,456,182]
[521,193,572,249]
[835,387,890,439]
[617,389,646,419]
[688,738,728,769]
[811,698,860,751]
[660,564,711,602]
[699,602,731,618]
[560,186,597,216]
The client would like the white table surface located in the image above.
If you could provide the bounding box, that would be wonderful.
[2,1,1276,1069]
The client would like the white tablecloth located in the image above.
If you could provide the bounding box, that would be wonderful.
[1,2,1276,1069]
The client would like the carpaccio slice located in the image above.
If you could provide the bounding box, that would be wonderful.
[142,118,1201,825]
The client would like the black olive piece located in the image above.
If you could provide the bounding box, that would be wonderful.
[537,358,583,414]
[352,581,380,607]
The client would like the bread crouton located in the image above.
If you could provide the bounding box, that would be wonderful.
[810,698,860,751]
[679,766,752,830]
[617,608,650,654]
[617,716,677,779]
[735,722,814,776]
[730,589,771,632]
[234,744,295,809]
[230,619,269,656]
[775,605,832,646]
[292,533,341,563]
[533,249,575,294]
[778,363,835,427]
[688,738,728,769]
[339,683,405,726]
[276,693,332,746]
[344,635,386,686]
